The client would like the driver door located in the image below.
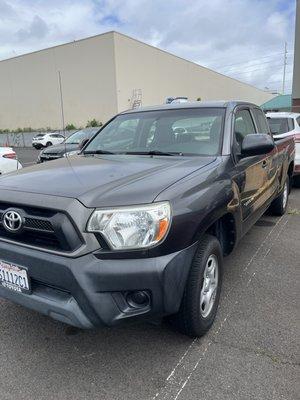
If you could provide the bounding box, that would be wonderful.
[232,108,268,222]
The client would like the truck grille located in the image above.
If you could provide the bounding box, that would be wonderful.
[24,217,54,232]
[0,202,82,252]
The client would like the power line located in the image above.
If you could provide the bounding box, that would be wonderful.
[224,63,292,77]
[217,56,293,72]
[204,50,286,65]
[264,79,293,84]
[208,50,294,70]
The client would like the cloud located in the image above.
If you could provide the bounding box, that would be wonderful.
[17,15,49,40]
[0,0,295,93]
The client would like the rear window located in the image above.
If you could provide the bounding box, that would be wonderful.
[267,118,293,134]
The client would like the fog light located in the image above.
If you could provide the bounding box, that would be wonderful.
[126,290,150,308]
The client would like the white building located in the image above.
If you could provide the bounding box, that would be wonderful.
[0,31,275,130]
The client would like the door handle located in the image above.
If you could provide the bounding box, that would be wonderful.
[262,160,268,168]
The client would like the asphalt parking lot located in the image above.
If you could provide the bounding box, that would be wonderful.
[15,147,40,167]
[1,148,300,400]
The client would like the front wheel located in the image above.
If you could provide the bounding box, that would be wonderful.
[269,176,289,216]
[169,234,223,337]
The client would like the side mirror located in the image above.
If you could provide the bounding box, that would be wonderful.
[241,134,275,157]
[79,138,89,150]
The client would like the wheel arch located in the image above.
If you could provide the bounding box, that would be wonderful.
[193,212,238,256]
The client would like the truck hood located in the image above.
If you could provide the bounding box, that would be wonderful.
[0,154,216,207]
[41,143,78,156]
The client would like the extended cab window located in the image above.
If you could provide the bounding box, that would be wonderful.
[84,108,225,156]
[252,108,270,134]
[234,109,256,151]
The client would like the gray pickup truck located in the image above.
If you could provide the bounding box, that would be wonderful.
[0,101,295,337]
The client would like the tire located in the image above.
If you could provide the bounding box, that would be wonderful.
[293,175,300,188]
[169,234,223,338]
[46,142,52,147]
[269,176,289,216]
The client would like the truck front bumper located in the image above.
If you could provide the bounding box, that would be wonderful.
[0,241,197,329]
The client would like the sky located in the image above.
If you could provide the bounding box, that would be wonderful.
[0,0,296,94]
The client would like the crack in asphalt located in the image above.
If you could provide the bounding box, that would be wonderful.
[211,339,300,368]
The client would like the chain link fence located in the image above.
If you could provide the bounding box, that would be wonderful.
[0,131,72,148]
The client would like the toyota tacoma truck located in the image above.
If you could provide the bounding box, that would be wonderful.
[0,101,295,337]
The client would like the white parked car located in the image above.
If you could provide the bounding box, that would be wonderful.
[0,147,22,175]
[32,132,66,149]
[266,112,300,186]
[165,96,189,104]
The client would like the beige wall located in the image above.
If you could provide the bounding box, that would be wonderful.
[0,33,118,130]
[0,31,275,130]
[292,0,300,112]
[113,32,274,113]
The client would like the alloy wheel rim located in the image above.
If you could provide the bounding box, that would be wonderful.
[200,254,219,318]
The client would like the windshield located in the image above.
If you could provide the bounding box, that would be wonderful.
[65,128,99,144]
[268,118,292,134]
[84,108,225,156]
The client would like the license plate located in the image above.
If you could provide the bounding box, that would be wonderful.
[0,260,30,293]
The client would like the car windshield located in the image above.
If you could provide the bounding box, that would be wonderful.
[84,108,225,156]
[65,128,98,144]
[268,118,291,134]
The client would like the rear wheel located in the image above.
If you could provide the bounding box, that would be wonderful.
[46,142,52,147]
[169,234,223,337]
[269,176,289,216]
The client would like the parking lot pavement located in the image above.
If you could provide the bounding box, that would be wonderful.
[0,153,299,400]
[14,147,40,167]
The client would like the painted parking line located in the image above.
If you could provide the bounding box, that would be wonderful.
[152,214,289,400]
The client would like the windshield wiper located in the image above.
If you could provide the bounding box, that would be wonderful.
[125,150,183,156]
[83,149,116,155]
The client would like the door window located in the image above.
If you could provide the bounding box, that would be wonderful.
[288,118,295,131]
[234,109,256,151]
[252,108,270,134]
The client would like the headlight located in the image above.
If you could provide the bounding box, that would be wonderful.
[87,202,171,250]
[63,150,79,158]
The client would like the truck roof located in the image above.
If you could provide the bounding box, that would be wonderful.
[121,100,259,114]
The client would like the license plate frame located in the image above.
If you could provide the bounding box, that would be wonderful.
[0,260,31,293]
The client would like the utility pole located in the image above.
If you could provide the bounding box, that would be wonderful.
[282,42,288,94]
[58,71,66,136]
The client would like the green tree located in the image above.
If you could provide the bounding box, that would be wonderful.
[65,123,77,131]
[86,119,102,128]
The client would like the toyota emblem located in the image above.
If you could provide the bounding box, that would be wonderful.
[3,211,23,233]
